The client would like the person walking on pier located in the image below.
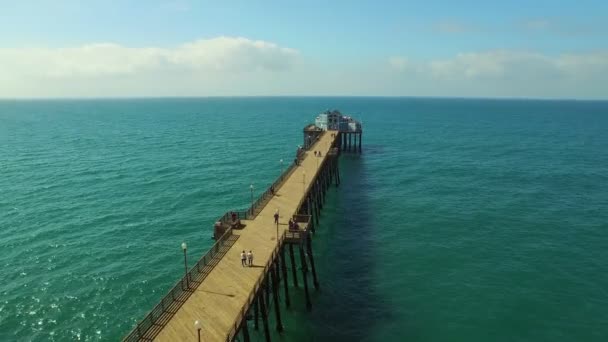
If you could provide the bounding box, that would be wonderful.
[247,250,254,266]
[241,250,247,267]
[274,210,279,225]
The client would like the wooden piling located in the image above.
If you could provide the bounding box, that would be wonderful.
[280,246,290,308]
[299,245,312,311]
[307,236,320,290]
[271,264,284,332]
[259,288,271,342]
[242,319,251,342]
[289,244,298,287]
[254,296,259,330]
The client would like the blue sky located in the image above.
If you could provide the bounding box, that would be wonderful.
[1,0,607,98]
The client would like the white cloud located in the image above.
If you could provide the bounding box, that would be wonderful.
[384,50,608,98]
[168,37,298,72]
[388,50,608,82]
[388,56,408,71]
[554,52,608,77]
[0,37,299,79]
[0,37,607,99]
[428,51,554,79]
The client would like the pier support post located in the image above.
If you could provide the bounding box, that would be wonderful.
[316,181,323,209]
[271,264,284,332]
[323,166,330,191]
[280,246,290,308]
[349,133,352,151]
[306,236,320,290]
[259,286,272,342]
[299,245,312,311]
[242,319,251,342]
[265,275,270,310]
[335,163,340,187]
[254,296,259,330]
[344,133,347,151]
[289,244,298,287]
[276,255,282,284]
[314,197,320,225]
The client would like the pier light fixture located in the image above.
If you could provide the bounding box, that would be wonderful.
[181,242,189,289]
[280,159,284,175]
[194,320,202,342]
[303,171,306,195]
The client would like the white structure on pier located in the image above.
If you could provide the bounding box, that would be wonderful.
[314,110,362,132]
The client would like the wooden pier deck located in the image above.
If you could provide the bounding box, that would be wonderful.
[151,130,339,341]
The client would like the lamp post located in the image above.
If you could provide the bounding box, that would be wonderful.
[302,171,306,195]
[276,208,279,241]
[181,242,189,289]
[250,184,254,215]
[194,320,201,342]
[280,159,284,176]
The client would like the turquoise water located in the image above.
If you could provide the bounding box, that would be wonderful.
[1,98,607,341]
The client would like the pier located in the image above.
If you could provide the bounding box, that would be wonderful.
[124,112,362,342]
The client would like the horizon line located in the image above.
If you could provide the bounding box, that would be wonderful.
[1,95,607,102]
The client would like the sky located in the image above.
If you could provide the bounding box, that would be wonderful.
[0,0,607,99]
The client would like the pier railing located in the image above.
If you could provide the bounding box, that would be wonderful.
[214,145,309,227]
[241,146,309,219]
[294,151,328,216]
[216,131,328,227]
[123,227,237,342]
[217,210,250,227]
[292,214,312,225]
[225,230,287,342]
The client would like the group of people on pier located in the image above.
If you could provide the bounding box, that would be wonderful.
[240,250,254,267]
[288,218,300,231]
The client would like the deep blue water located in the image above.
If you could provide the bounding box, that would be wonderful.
[1,97,607,341]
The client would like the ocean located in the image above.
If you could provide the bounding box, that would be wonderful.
[1,97,607,341]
